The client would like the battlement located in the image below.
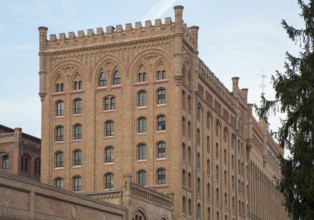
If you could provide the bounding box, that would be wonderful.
[49,17,174,43]
[38,5,198,51]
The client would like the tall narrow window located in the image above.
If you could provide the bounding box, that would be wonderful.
[55,126,64,141]
[74,80,82,90]
[188,95,191,113]
[99,73,106,86]
[56,83,64,92]
[21,154,30,171]
[216,143,219,159]
[55,177,63,188]
[56,101,64,116]
[138,117,147,133]
[157,70,166,80]
[183,197,187,214]
[157,141,166,158]
[188,199,192,216]
[197,177,201,193]
[157,88,166,104]
[104,96,116,110]
[157,168,166,185]
[182,169,186,186]
[157,115,166,131]
[207,159,210,175]
[55,152,64,167]
[113,70,121,85]
[105,146,113,163]
[73,176,82,191]
[105,173,113,189]
[138,72,147,82]
[73,124,82,139]
[138,170,146,186]
[197,153,200,169]
[207,183,210,198]
[182,143,186,161]
[188,172,192,188]
[188,147,192,163]
[216,165,219,180]
[138,90,147,106]
[105,121,114,136]
[138,144,146,160]
[34,157,40,175]
[224,149,227,165]
[74,98,82,114]
[2,155,9,169]
[73,149,82,165]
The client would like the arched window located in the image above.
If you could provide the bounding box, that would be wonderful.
[216,165,219,180]
[208,208,211,220]
[197,128,200,146]
[105,120,114,136]
[113,70,121,85]
[216,188,219,202]
[197,177,201,193]
[182,197,187,214]
[104,173,113,189]
[224,127,228,143]
[188,121,191,138]
[232,155,234,170]
[197,203,201,220]
[55,126,64,141]
[216,120,221,137]
[157,115,166,131]
[55,152,64,167]
[137,72,147,82]
[138,170,146,186]
[207,183,210,198]
[138,143,146,160]
[216,143,219,159]
[73,149,82,165]
[224,170,227,185]
[197,153,200,169]
[138,90,147,106]
[157,168,166,185]
[105,146,113,163]
[73,176,82,191]
[188,147,192,163]
[55,75,64,92]
[182,143,186,161]
[73,124,82,139]
[99,72,106,86]
[188,199,192,216]
[207,136,210,154]
[104,96,116,110]
[73,98,82,114]
[55,177,63,188]
[182,169,186,186]
[188,172,192,188]
[207,112,212,130]
[34,157,40,175]
[224,193,227,206]
[157,141,166,158]
[157,88,166,104]
[182,117,186,135]
[157,70,166,80]
[138,117,147,133]
[224,149,227,165]
[21,154,30,171]
[2,155,9,169]
[56,100,64,116]
[188,95,191,113]
[73,72,82,90]
[207,159,210,175]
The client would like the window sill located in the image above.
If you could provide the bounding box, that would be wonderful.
[154,79,168,84]
[103,109,116,113]
[73,113,82,116]
[104,136,114,139]
[137,106,147,109]
[54,167,64,170]
[55,141,64,144]
[70,90,84,94]
[55,115,64,118]
[156,130,166,134]
[72,165,82,168]
[136,159,147,163]
[52,92,66,96]
[104,162,114,166]
[156,157,166,161]
[137,132,147,135]
[73,139,82,142]
[156,103,166,107]
[134,82,149,86]
[96,86,108,91]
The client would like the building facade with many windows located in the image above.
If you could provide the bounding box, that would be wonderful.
[0,124,41,180]
[38,5,288,220]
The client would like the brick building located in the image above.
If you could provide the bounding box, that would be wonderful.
[38,5,288,220]
[0,124,41,180]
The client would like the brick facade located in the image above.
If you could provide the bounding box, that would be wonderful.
[38,5,289,220]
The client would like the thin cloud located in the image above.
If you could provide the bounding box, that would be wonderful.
[142,0,177,22]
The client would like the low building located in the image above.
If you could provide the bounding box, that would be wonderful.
[0,125,41,180]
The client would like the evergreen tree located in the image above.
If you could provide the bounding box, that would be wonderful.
[259,0,314,219]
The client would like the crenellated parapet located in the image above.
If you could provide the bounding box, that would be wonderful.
[39,6,198,56]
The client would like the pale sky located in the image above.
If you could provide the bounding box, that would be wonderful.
[0,0,303,138]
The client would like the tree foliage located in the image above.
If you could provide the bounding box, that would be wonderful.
[260,0,314,219]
